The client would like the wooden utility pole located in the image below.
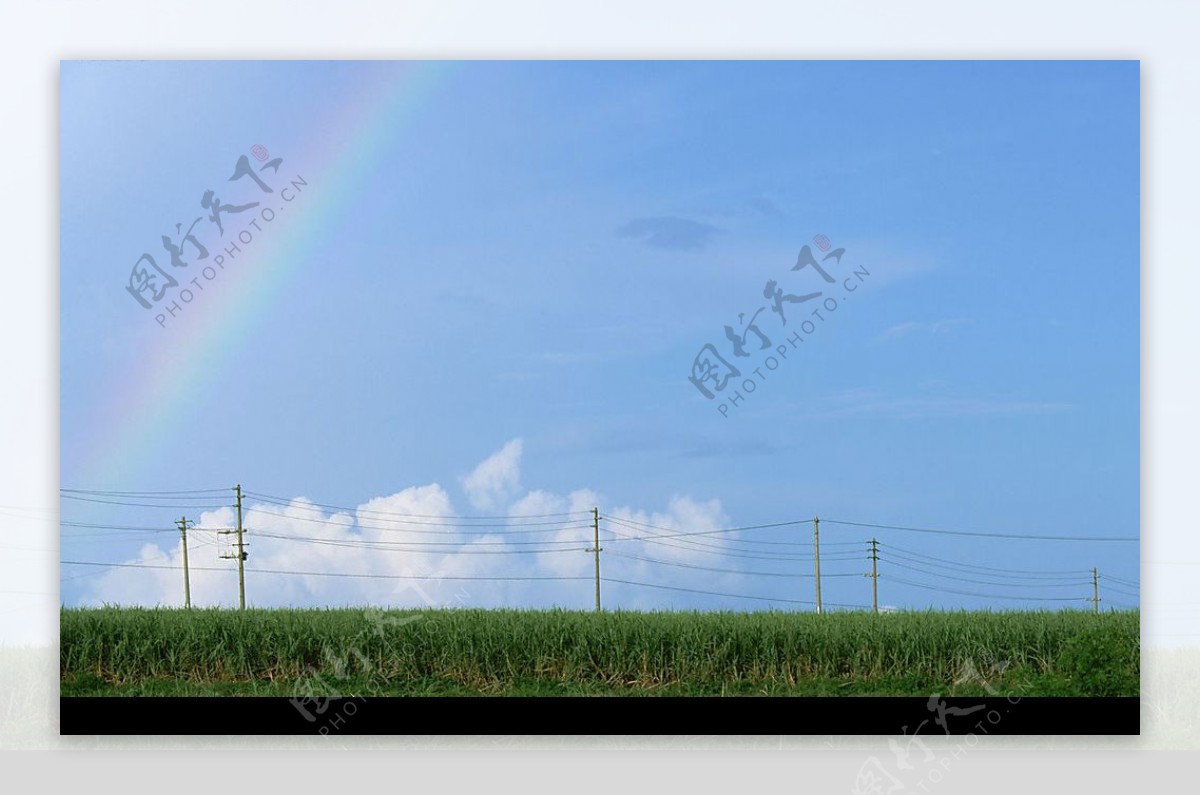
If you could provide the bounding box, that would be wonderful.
[177,516,192,609]
[589,507,602,613]
[1092,567,1099,615]
[219,484,248,609]
[813,515,822,614]
[869,538,879,615]
[235,484,246,609]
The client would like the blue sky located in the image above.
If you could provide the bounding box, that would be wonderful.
[59,60,1140,612]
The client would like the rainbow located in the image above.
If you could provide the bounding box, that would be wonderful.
[68,62,455,487]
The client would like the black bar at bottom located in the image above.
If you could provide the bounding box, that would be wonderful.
[61,696,1139,735]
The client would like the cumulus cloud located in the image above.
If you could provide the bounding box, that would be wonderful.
[609,495,730,565]
[79,443,807,613]
[460,438,523,511]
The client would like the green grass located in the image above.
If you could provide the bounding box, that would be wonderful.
[59,607,1139,697]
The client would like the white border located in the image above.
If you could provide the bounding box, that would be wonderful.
[2,0,1195,784]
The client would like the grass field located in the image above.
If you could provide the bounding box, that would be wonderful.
[60,607,1139,697]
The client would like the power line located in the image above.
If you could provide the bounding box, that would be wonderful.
[1104,583,1140,599]
[241,500,595,534]
[879,546,1094,583]
[603,524,820,558]
[249,568,591,583]
[605,549,864,579]
[60,494,234,510]
[198,503,595,536]
[881,559,1092,590]
[603,519,865,555]
[60,494,230,503]
[61,533,173,542]
[60,549,180,580]
[243,489,589,522]
[605,526,864,563]
[189,531,221,547]
[67,489,580,528]
[60,488,232,496]
[823,518,1137,543]
[59,559,592,582]
[603,518,863,556]
[604,514,809,540]
[884,575,1089,602]
[60,520,175,532]
[879,542,1095,577]
[57,491,1141,612]
[606,514,863,547]
[252,499,590,528]
[252,531,589,554]
[253,529,593,546]
[602,576,868,609]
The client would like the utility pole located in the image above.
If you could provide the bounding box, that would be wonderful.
[219,484,248,609]
[1092,567,1100,615]
[235,484,245,609]
[869,538,879,615]
[813,515,822,615]
[177,516,192,609]
[588,507,602,613]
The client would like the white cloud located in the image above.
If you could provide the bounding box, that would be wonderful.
[77,443,784,614]
[609,496,730,564]
[460,438,523,511]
